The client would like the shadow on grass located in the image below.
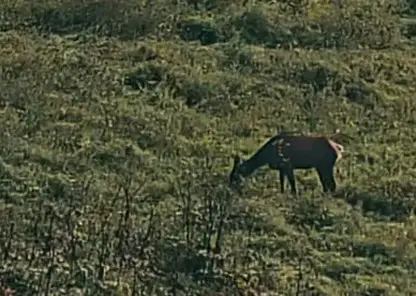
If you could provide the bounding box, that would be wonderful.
[323,259,373,282]
[336,186,415,222]
[351,241,397,265]
[0,268,38,295]
[285,197,338,231]
[6,0,183,40]
[153,237,238,294]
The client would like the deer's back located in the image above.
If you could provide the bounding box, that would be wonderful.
[280,136,338,169]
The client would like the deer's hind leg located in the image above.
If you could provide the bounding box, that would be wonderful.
[316,165,336,193]
[316,168,329,192]
[326,167,337,192]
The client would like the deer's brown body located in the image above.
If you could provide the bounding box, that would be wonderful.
[229,132,344,194]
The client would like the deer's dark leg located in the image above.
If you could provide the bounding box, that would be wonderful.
[317,165,337,193]
[279,169,285,193]
[326,167,337,192]
[287,170,296,194]
[283,165,296,195]
[316,167,329,193]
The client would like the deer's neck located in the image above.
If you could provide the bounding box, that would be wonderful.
[241,151,268,177]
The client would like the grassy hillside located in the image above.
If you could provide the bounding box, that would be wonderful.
[1,0,416,295]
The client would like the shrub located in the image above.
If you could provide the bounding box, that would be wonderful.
[223,1,401,49]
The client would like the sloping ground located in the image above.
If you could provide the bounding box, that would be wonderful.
[1,0,416,295]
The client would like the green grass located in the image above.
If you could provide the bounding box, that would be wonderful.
[1,0,416,295]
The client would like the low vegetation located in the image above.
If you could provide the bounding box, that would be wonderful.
[1,0,416,295]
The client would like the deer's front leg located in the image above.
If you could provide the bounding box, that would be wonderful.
[284,165,296,195]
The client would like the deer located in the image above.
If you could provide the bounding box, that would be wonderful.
[228,132,344,195]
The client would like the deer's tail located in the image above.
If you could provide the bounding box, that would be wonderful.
[328,139,344,161]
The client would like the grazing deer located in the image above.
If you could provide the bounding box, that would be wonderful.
[228,132,344,194]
